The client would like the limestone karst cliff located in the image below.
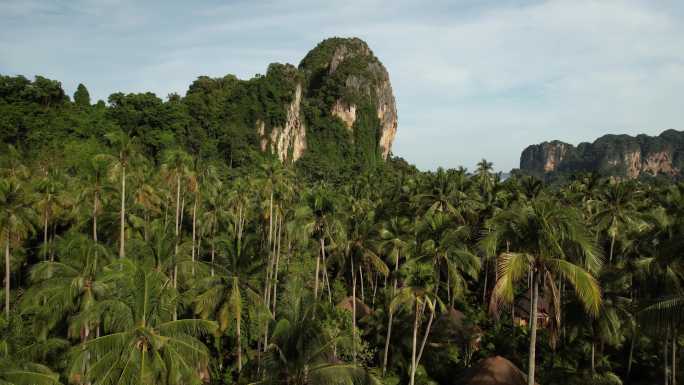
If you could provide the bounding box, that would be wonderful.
[519,129,684,179]
[249,37,398,164]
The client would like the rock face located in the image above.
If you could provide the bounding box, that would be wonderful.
[249,37,398,163]
[519,129,684,179]
[257,83,307,162]
[298,37,398,161]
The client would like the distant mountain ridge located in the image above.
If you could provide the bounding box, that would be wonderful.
[519,129,684,180]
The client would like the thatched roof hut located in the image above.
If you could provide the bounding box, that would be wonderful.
[336,296,371,318]
[458,356,535,385]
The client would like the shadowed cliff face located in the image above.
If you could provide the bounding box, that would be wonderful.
[255,37,398,163]
[520,129,684,179]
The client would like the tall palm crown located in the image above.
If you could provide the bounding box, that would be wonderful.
[481,197,603,385]
[70,259,217,385]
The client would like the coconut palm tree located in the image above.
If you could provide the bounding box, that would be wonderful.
[482,197,603,385]
[339,197,388,364]
[262,277,380,385]
[0,177,36,316]
[98,130,140,259]
[594,182,644,263]
[378,216,412,376]
[70,259,218,385]
[390,259,442,385]
[190,230,265,373]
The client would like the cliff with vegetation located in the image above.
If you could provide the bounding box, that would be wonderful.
[0,37,397,178]
[519,129,684,180]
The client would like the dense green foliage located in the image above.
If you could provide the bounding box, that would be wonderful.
[2,47,684,384]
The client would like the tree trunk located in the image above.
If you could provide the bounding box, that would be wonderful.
[359,265,365,303]
[416,300,435,367]
[314,252,321,300]
[528,270,539,385]
[609,233,616,263]
[211,222,216,277]
[410,300,420,385]
[43,207,49,260]
[272,216,282,316]
[237,304,242,372]
[93,192,98,243]
[173,174,181,321]
[351,256,357,364]
[321,237,332,303]
[673,328,677,385]
[591,341,596,373]
[4,234,10,316]
[627,326,636,378]
[191,193,198,276]
[119,165,126,258]
[482,258,488,304]
[666,330,671,385]
[383,255,400,376]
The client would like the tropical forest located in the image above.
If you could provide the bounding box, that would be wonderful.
[1,37,683,385]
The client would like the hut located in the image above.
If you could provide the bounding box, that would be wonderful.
[458,356,535,385]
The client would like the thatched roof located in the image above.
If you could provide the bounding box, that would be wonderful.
[336,296,371,318]
[458,356,535,385]
[435,308,482,348]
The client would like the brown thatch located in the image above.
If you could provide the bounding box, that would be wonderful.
[435,308,482,350]
[336,296,371,318]
[459,356,535,385]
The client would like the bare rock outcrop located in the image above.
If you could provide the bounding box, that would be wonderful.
[519,129,684,180]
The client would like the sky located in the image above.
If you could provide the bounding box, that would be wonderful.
[1,0,683,172]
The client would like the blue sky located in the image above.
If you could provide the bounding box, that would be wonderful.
[1,0,683,171]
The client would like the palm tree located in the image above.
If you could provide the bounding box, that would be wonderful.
[482,198,603,385]
[79,155,111,245]
[161,148,193,310]
[378,216,412,376]
[190,230,265,373]
[390,259,441,385]
[21,233,112,340]
[0,177,35,316]
[262,277,380,385]
[70,259,218,385]
[99,131,139,259]
[340,197,389,364]
[0,318,64,385]
[594,182,643,263]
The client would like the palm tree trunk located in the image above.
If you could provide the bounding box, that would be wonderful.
[673,328,677,385]
[4,234,10,316]
[237,309,242,372]
[211,223,216,277]
[119,165,126,258]
[410,300,420,385]
[627,326,636,378]
[321,237,332,303]
[191,194,198,276]
[666,329,671,385]
[383,256,400,376]
[43,208,49,260]
[416,301,435,367]
[482,258,488,304]
[272,216,282,316]
[591,342,596,373]
[609,233,616,263]
[93,192,98,243]
[173,174,180,322]
[528,270,539,385]
[314,251,321,300]
[359,265,365,303]
[351,256,357,364]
